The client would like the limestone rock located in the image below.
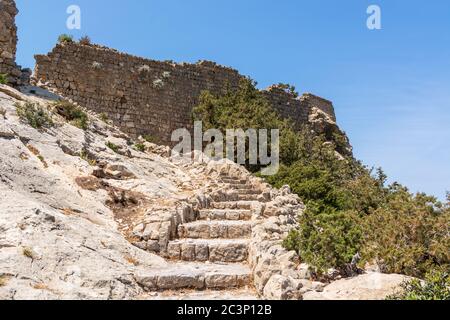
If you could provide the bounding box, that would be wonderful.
[263,275,301,300]
[302,273,412,300]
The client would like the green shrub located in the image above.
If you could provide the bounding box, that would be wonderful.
[192,76,449,281]
[362,188,450,277]
[0,73,8,85]
[143,135,161,145]
[285,205,363,273]
[15,102,54,129]
[193,78,299,168]
[79,150,97,166]
[388,270,450,300]
[99,113,109,123]
[58,34,73,44]
[275,83,299,98]
[106,141,119,153]
[53,100,89,130]
[134,143,146,152]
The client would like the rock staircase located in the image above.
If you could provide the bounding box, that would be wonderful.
[139,174,263,298]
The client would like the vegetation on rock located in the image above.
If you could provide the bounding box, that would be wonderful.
[79,35,91,45]
[274,83,299,97]
[106,141,120,153]
[53,100,89,130]
[58,34,73,44]
[134,143,146,152]
[193,78,450,280]
[15,102,54,129]
[0,73,8,84]
[388,270,450,300]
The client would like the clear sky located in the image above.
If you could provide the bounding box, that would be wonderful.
[15,0,450,200]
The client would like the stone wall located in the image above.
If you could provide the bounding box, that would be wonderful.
[0,0,29,86]
[34,42,337,144]
[262,86,335,128]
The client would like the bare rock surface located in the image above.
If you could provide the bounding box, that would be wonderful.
[302,273,411,300]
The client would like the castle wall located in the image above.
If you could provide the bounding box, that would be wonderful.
[34,42,337,144]
[0,0,28,85]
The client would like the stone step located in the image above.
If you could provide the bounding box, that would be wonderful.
[198,209,253,221]
[167,239,249,263]
[210,201,254,210]
[178,220,253,239]
[145,288,258,300]
[238,194,260,201]
[221,178,249,184]
[236,189,261,195]
[135,262,252,291]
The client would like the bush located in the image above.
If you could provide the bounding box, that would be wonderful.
[134,143,146,152]
[100,113,109,123]
[388,270,450,300]
[106,141,119,153]
[79,150,97,166]
[58,34,73,44]
[284,205,363,273]
[143,135,161,145]
[0,73,8,84]
[362,188,450,277]
[193,78,299,168]
[192,76,449,282]
[15,102,54,129]
[53,101,89,130]
[275,83,299,97]
[79,35,91,45]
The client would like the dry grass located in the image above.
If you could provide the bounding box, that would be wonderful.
[124,254,140,266]
[61,208,75,216]
[26,144,48,168]
[19,152,29,160]
[32,283,49,290]
[22,247,35,259]
[0,275,10,287]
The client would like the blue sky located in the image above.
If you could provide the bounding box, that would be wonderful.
[15,0,450,200]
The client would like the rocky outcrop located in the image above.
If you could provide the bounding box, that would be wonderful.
[0,0,30,86]
[0,84,262,299]
[0,84,413,300]
[308,106,353,157]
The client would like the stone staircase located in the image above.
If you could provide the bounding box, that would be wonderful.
[140,174,263,297]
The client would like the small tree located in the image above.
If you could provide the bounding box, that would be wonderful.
[275,83,299,98]
[58,34,73,44]
[53,100,89,130]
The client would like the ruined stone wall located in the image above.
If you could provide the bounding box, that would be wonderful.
[34,43,243,144]
[300,93,336,122]
[34,42,337,144]
[0,0,29,85]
